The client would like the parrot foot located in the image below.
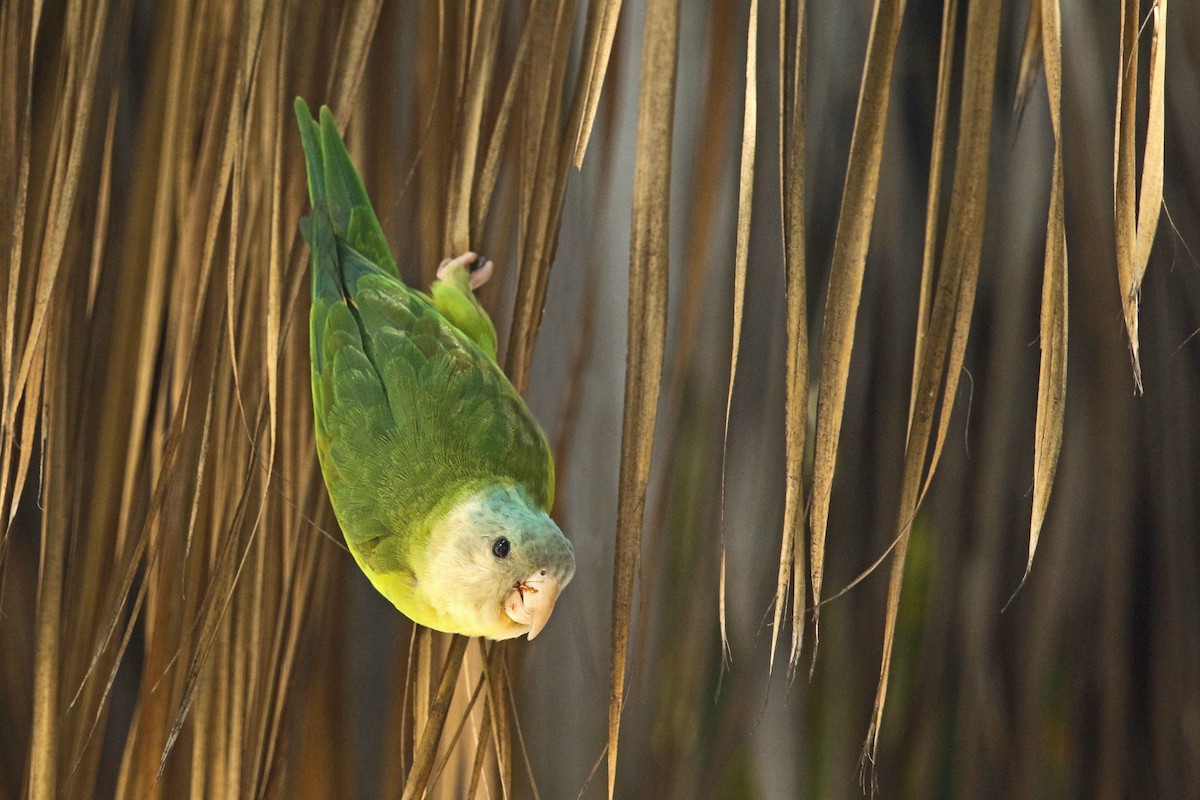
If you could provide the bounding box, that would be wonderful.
[437,252,494,290]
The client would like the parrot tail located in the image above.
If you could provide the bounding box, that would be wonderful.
[296,98,412,376]
[294,97,401,295]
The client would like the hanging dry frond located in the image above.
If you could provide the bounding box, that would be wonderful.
[770,0,808,680]
[506,0,627,392]
[506,0,580,393]
[908,0,956,439]
[1131,1,1166,289]
[445,2,500,255]
[1012,0,1043,126]
[571,0,624,168]
[863,0,1002,781]
[649,0,738,544]
[402,636,469,800]
[1015,0,1068,601]
[1114,0,1167,392]
[721,0,758,670]
[808,0,907,657]
[609,0,680,795]
[325,0,385,117]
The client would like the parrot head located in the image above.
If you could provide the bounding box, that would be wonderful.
[418,485,575,640]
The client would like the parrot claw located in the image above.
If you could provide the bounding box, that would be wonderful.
[436,252,494,290]
[468,257,494,289]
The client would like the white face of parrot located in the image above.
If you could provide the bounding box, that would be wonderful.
[418,487,575,640]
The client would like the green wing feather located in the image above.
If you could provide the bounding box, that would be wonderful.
[295,99,553,577]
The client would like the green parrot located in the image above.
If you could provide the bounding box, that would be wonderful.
[294,99,574,640]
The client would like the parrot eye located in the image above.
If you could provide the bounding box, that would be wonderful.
[491,537,511,559]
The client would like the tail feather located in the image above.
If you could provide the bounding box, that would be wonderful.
[294,98,399,279]
[294,99,326,213]
[296,98,407,374]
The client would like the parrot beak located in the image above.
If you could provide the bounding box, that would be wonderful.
[503,571,563,640]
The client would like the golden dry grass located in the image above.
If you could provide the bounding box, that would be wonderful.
[2,1,1198,798]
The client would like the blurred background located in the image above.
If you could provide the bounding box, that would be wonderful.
[2,0,1198,798]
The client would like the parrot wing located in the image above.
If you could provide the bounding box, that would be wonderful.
[295,99,554,577]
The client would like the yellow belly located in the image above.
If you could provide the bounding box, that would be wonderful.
[346,541,522,639]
